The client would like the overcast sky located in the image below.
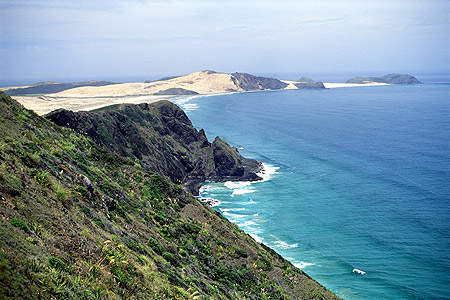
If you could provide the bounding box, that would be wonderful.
[1,0,449,82]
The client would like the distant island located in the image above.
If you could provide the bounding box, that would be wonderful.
[294,77,325,89]
[346,73,421,84]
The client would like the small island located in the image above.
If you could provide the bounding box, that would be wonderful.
[346,73,421,84]
[294,77,326,89]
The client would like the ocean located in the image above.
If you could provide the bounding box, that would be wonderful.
[175,82,450,299]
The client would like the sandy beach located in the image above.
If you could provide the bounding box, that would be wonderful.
[323,82,390,88]
[12,94,174,115]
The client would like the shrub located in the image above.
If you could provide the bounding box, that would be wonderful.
[48,257,67,271]
[255,257,273,271]
[10,218,28,231]
[148,238,163,255]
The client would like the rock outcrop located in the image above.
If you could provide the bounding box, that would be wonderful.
[294,77,326,89]
[45,100,262,194]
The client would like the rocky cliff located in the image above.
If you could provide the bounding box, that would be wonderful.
[45,101,261,195]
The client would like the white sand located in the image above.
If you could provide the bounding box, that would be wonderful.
[13,94,174,116]
[323,82,390,88]
[281,80,299,90]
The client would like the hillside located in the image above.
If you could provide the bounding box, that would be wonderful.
[346,73,421,84]
[4,80,116,96]
[0,91,340,300]
[45,101,261,195]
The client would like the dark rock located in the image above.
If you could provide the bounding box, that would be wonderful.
[294,81,325,89]
[230,73,288,90]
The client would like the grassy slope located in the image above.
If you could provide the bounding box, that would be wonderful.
[0,92,340,300]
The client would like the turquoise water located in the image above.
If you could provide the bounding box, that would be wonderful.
[176,84,450,299]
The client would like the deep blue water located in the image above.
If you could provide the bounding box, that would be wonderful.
[176,84,450,300]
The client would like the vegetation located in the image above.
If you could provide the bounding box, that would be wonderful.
[0,91,340,299]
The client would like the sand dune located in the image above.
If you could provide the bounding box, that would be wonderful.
[52,71,242,98]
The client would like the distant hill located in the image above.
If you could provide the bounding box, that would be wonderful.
[346,73,421,84]
[294,77,325,89]
[5,80,117,96]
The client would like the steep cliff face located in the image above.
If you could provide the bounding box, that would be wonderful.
[0,91,340,299]
[45,101,262,194]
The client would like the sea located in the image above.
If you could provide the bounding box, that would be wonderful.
[174,76,450,300]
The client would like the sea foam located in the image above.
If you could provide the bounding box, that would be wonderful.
[273,240,299,249]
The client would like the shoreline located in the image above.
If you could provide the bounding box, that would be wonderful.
[323,82,390,88]
[5,81,391,116]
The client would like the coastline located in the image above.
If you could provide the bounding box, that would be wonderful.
[8,81,392,116]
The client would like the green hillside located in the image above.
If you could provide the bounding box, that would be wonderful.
[0,92,340,299]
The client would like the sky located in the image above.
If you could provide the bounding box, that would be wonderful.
[1,0,449,82]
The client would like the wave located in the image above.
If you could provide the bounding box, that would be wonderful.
[198,197,221,207]
[294,261,315,269]
[249,233,264,243]
[257,163,280,182]
[273,240,299,249]
[219,207,246,212]
[231,188,256,197]
[181,103,199,111]
[221,211,249,219]
[224,181,252,189]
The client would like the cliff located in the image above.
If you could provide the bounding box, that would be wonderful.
[0,91,340,299]
[346,73,421,84]
[45,101,261,195]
